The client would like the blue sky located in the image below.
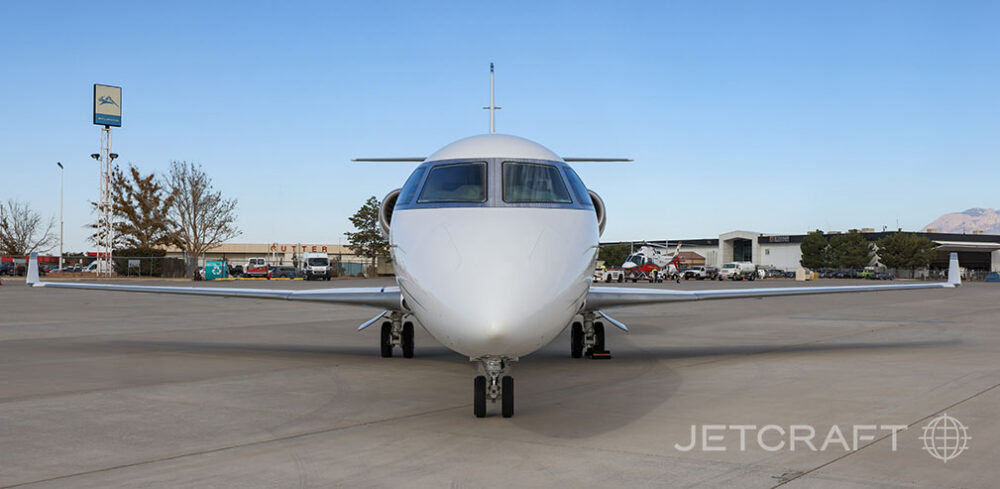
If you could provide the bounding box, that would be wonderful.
[1,1,997,252]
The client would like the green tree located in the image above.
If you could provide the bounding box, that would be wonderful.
[799,230,828,269]
[598,243,631,267]
[876,233,938,270]
[90,165,175,249]
[829,230,874,269]
[345,196,389,277]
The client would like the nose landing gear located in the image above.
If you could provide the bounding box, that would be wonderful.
[379,312,415,358]
[473,356,515,418]
[570,312,608,359]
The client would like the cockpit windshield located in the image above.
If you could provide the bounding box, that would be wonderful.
[417,162,487,203]
[502,162,572,203]
[624,254,644,265]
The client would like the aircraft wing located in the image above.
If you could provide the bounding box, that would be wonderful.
[586,253,961,311]
[24,254,401,311]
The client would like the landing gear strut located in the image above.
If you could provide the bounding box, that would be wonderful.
[379,313,415,358]
[570,313,609,359]
[473,356,515,418]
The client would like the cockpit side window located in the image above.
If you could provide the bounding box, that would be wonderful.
[397,167,427,205]
[562,167,593,207]
[502,162,573,203]
[417,162,488,203]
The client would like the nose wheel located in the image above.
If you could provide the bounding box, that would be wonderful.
[379,314,415,358]
[570,313,609,359]
[570,321,584,358]
[473,357,515,418]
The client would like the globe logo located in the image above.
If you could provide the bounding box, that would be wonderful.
[919,413,970,463]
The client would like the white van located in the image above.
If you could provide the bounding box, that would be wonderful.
[83,260,111,273]
[300,252,331,280]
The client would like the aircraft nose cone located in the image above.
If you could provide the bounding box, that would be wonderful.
[392,208,597,358]
[420,228,574,354]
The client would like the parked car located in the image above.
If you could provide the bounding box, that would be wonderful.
[267,265,297,279]
[871,271,894,280]
[765,269,785,278]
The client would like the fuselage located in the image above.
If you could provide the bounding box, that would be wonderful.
[384,135,601,359]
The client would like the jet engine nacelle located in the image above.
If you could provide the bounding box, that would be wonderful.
[379,188,401,238]
[588,189,606,236]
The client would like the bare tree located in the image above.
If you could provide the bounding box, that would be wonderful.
[166,161,241,274]
[0,199,57,255]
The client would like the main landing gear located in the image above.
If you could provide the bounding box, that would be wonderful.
[473,356,515,418]
[570,312,610,359]
[379,312,415,358]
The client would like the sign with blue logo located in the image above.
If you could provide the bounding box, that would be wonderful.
[93,84,122,127]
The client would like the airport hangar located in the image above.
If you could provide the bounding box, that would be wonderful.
[603,229,1000,273]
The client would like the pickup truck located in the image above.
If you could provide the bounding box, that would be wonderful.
[244,257,269,278]
[597,267,625,283]
[682,266,716,280]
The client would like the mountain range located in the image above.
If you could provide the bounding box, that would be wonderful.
[924,208,1000,235]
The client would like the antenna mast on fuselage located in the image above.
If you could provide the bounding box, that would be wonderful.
[482,62,501,134]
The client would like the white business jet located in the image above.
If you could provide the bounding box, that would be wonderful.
[24,66,961,418]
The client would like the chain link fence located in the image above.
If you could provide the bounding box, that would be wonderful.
[1,255,186,278]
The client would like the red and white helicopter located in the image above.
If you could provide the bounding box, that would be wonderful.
[604,242,684,283]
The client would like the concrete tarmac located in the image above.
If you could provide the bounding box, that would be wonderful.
[0,277,997,488]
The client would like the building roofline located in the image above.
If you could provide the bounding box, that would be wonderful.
[756,231,1000,244]
[601,230,1000,248]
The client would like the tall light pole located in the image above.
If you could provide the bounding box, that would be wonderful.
[57,162,64,271]
[91,151,117,276]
